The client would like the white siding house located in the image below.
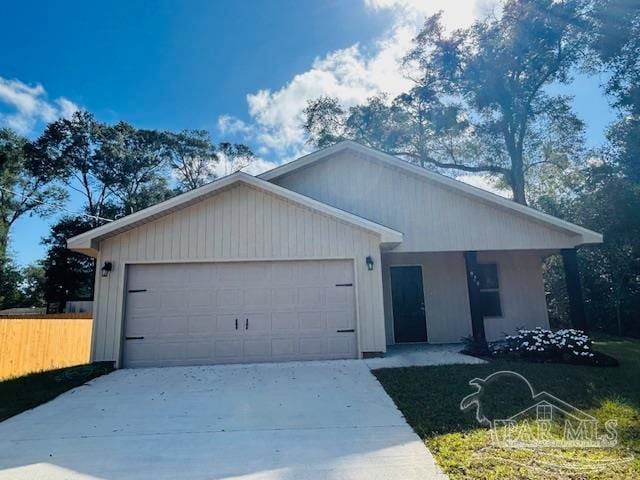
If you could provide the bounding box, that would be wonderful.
[68,142,602,368]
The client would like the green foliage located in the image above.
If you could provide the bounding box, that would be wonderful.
[0,255,25,309]
[167,130,218,191]
[93,122,173,214]
[590,0,640,181]
[0,128,67,258]
[19,262,46,307]
[304,0,589,204]
[41,215,97,307]
[538,165,640,336]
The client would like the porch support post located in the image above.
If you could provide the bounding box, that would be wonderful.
[561,248,587,332]
[464,251,488,350]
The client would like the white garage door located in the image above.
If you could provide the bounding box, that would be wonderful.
[123,260,357,367]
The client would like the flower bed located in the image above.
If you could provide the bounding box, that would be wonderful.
[505,328,593,358]
[461,327,619,366]
[492,328,619,366]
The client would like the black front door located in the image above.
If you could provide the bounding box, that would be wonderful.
[390,265,427,343]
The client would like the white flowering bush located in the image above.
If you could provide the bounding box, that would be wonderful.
[503,327,595,360]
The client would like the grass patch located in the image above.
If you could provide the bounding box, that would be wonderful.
[374,337,640,479]
[0,362,114,422]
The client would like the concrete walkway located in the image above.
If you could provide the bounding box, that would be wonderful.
[365,344,486,369]
[0,361,447,479]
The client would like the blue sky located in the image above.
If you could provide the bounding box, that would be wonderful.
[1,0,616,266]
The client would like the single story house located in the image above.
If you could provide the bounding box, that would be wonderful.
[68,141,602,368]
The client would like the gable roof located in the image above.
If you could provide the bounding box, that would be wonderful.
[67,171,403,256]
[259,141,603,245]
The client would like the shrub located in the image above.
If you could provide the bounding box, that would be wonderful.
[502,327,594,360]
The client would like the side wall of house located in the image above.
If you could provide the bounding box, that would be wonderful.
[91,183,386,365]
[273,151,581,252]
[381,251,549,344]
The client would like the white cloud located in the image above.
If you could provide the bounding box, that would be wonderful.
[217,1,494,164]
[0,77,79,135]
[456,174,511,198]
[217,114,251,136]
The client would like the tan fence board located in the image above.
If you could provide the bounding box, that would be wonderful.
[0,317,93,380]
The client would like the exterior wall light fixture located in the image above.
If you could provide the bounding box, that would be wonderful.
[366,256,374,271]
[101,261,113,277]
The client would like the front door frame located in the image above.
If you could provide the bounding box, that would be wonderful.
[389,264,428,344]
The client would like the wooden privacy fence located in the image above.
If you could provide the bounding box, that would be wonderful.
[0,314,93,380]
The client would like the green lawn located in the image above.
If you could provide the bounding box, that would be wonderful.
[374,337,640,479]
[0,363,114,422]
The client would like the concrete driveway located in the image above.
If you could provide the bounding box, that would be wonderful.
[0,361,446,479]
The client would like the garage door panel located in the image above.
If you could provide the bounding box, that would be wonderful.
[326,310,355,331]
[186,288,214,309]
[185,342,213,361]
[323,261,353,284]
[271,263,296,286]
[217,289,243,309]
[123,260,357,367]
[215,339,242,358]
[299,337,326,355]
[217,264,244,285]
[326,286,353,305]
[160,290,186,311]
[271,312,298,330]
[188,314,216,335]
[126,314,157,337]
[243,338,271,358]
[216,314,239,333]
[271,338,296,356]
[244,312,270,332]
[328,335,356,356]
[299,311,325,331]
[271,289,296,310]
[158,314,188,336]
[244,288,271,308]
[298,287,325,306]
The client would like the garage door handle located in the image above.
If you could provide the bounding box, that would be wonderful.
[125,336,144,340]
[336,329,355,333]
[235,318,238,330]
[245,318,248,330]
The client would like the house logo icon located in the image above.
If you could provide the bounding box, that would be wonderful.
[460,371,618,449]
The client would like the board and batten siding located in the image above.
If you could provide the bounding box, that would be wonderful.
[91,183,387,365]
[381,251,549,344]
[273,150,581,252]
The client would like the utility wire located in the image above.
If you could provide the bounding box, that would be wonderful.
[0,185,114,222]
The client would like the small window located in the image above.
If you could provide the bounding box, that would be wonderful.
[537,404,553,421]
[478,264,502,317]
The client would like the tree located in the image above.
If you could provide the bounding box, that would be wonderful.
[0,255,25,309]
[21,262,46,307]
[27,111,112,224]
[0,129,67,258]
[537,163,640,336]
[94,123,173,214]
[304,1,590,204]
[589,0,640,181]
[42,215,96,310]
[167,130,218,191]
[217,142,256,176]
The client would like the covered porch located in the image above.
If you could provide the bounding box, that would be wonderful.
[380,249,587,346]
